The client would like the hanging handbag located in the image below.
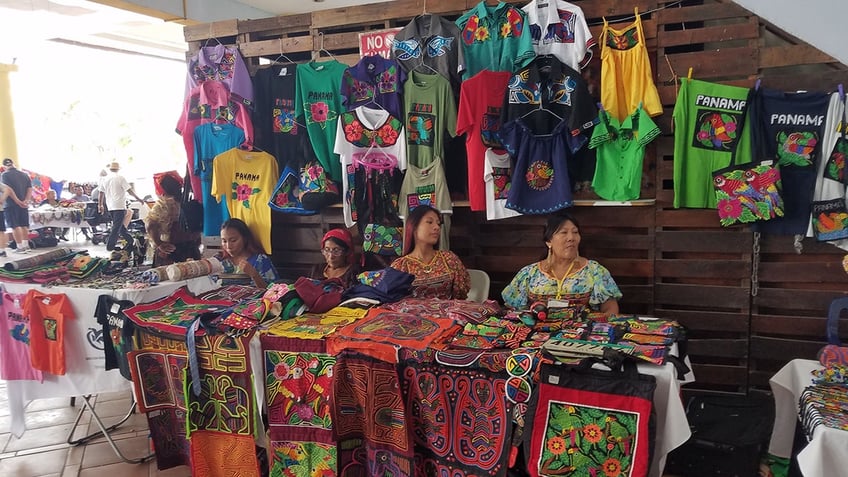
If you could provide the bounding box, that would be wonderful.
[712,89,785,226]
[811,95,848,241]
[178,166,204,233]
[362,223,403,257]
[524,359,657,477]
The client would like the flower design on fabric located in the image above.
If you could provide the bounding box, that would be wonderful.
[377,67,398,93]
[310,102,329,123]
[232,182,260,209]
[717,198,744,223]
[344,120,365,142]
[501,22,512,38]
[377,123,399,144]
[475,25,490,42]
[525,160,554,191]
[825,141,847,182]
[602,458,623,477]
[273,362,290,380]
[607,26,639,50]
[274,108,296,134]
[583,423,603,444]
[547,436,566,455]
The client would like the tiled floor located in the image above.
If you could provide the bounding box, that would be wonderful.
[0,233,191,476]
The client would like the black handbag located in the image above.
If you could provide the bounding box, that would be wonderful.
[179,166,204,233]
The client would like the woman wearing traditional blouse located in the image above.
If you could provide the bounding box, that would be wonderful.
[145,175,201,266]
[311,227,361,288]
[218,218,279,288]
[391,205,470,299]
[502,213,622,314]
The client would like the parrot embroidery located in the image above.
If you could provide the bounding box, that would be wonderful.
[777,131,818,166]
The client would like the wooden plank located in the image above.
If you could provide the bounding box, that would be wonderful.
[754,288,848,312]
[314,0,464,28]
[239,36,313,57]
[184,19,239,41]
[656,259,749,279]
[656,230,752,253]
[760,45,837,68]
[750,336,823,361]
[656,209,731,228]
[655,283,750,309]
[687,339,749,359]
[664,47,758,79]
[759,71,848,95]
[655,308,750,333]
[655,2,752,25]
[758,261,848,283]
[577,0,657,20]
[751,314,826,338]
[685,364,748,390]
[236,13,312,35]
[657,18,758,48]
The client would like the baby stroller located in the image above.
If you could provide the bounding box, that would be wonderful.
[83,202,111,245]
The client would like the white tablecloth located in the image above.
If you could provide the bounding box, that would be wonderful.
[28,207,91,230]
[2,277,219,437]
[769,358,848,477]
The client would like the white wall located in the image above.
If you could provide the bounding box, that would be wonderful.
[734,0,848,66]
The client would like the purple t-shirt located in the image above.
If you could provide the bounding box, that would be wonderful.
[186,44,254,108]
[341,55,406,120]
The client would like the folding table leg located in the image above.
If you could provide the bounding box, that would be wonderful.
[65,394,153,464]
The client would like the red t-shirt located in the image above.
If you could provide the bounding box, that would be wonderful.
[456,70,511,211]
[24,290,75,376]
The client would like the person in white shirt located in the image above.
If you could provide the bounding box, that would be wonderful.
[99,161,142,251]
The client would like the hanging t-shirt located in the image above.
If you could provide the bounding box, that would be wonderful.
[392,13,466,96]
[0,290,42,382]
[186,44,254,108]
[457,70,511,211]
[177,80,255,199]
[810,93,847,245]
[502,55,597,136]
[24,289,75,376]
[341,55,406,120]
[672,78,752,209]
[501,118,585,214]
[211,148,279,254]
[589,106,661,201]
[94,295,135,381]
[523,0,595,71]
[751,88,831,235]
[484,148,521,221]
[334,106,407,229]
[400,158,453,250]
[404,71,458,169]
[194,123,245,236]
[599,11,662,121]
[456,1,536,80]
[295,60,348,182]
[253,63,310,171]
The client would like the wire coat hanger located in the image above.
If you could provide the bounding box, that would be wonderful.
[273,38,296,65]
[314,32,336,62]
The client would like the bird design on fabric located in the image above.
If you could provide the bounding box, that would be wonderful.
[744,167,779,193]
[778,131,818,166]
[706,113,734,147]
[712,175,748,197]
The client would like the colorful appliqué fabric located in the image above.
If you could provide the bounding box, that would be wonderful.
[399,349,514,477]
[123,287,234,337]
[327,308,458,363]
[334,351,413,477]
[189,430,261,477]
[264,312,361,340]
[390,250,471,300]
[261,335,338,477]
[501,261,622,310]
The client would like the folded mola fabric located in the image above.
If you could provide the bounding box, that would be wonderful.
[166,257,223,281]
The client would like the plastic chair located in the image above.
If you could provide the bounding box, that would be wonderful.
[826,296,848,345]
[466,269,490,303]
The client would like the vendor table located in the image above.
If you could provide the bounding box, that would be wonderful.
[2,276,219,438]
[28,207,91,230]
[769,358,848,477]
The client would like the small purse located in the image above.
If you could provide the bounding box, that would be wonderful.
[712,90,785,226]
[362,223,403,257]
[811,96,848,241]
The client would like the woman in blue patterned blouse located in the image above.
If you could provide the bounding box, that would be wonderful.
[502,213,621,314]
[218,218,279,288]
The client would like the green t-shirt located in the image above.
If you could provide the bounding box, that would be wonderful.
[403,71,457,169]
[295,60,348,182]
[673,78,752,208]
[590,106,661,201]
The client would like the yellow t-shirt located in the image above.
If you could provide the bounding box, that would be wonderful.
[211,148,279,253]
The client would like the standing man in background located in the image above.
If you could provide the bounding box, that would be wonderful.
[99,161,142,251]
[1,157,32,253]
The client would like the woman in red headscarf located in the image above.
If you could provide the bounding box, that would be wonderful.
[311,227,361,288]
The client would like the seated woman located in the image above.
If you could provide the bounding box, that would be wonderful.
[311,227,361,288]
[390,205,470,299]
[502,213,621,314]
[218,218,279,288]
[145,175,201,266]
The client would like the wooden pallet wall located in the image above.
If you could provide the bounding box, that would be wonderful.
[184,0,848,393]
